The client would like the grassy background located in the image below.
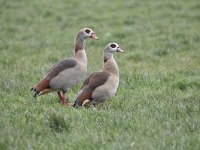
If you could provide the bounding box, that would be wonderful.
[0,0,200,149]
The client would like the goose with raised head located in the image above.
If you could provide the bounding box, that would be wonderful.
[73,43,124,107]
[31,28,99,105]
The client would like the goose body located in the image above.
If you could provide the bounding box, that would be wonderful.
[48,51,87,91]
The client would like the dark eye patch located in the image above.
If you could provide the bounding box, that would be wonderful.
[110,44,116,48]
[85,29,91,34]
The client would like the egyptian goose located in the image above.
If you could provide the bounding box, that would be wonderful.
[31,28,99,105]
[73,43,124,107]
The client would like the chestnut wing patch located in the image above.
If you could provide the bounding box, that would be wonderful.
[35,59,77,92]
[75,72,109,106]
[47,59,77,79]
[88,72,110,91]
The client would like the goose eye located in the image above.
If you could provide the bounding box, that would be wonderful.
[110,44,116,48]
[85,29,91,34]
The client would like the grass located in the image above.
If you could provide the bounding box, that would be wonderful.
[0,0,200,149]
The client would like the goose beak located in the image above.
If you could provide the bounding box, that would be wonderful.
[117,47,124,53]
[90,33,99,40]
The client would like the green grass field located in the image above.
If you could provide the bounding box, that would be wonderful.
[0,0,200,149]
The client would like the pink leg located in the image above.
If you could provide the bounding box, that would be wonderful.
[57,91,71,106]
[57,91,62,102]
[57,91,65,104]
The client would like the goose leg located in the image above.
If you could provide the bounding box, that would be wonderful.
[57,91,71,106]
[57,91,66,105]
[57,91,62,103]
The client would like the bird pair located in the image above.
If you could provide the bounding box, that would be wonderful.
[31,28,124,107]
